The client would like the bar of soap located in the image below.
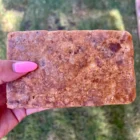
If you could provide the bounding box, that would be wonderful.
[7,30,136,109]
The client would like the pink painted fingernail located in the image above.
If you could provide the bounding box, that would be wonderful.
[12,61,38,73]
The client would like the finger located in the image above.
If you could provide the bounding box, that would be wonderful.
[0,84,6,106]
[12,108,27,122]
[26,108,48,116]
[0,106,19,139]
[0,60,38,85]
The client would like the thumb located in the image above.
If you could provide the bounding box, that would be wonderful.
[0,60,38,84]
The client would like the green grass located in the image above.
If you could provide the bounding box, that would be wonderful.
[0,0,140,140]
[78,9,125,30]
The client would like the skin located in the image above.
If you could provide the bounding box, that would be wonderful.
[0,60,45,138]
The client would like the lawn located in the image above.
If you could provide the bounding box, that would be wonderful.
[0,0,140,140]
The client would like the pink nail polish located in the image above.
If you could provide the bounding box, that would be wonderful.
[12,61,38,73]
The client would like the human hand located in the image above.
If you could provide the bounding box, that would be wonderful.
[0,60,45,138]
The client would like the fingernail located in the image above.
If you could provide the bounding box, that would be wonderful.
[12,61,38,73]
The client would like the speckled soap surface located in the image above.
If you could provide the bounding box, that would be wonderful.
[7,30,136,109]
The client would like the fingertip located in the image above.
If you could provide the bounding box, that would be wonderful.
[12,61,38,73]
[26,108,47,116]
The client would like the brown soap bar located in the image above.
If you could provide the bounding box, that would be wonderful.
[7,30,136,109]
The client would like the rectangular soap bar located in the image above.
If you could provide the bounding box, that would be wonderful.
[7,30,136,109]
